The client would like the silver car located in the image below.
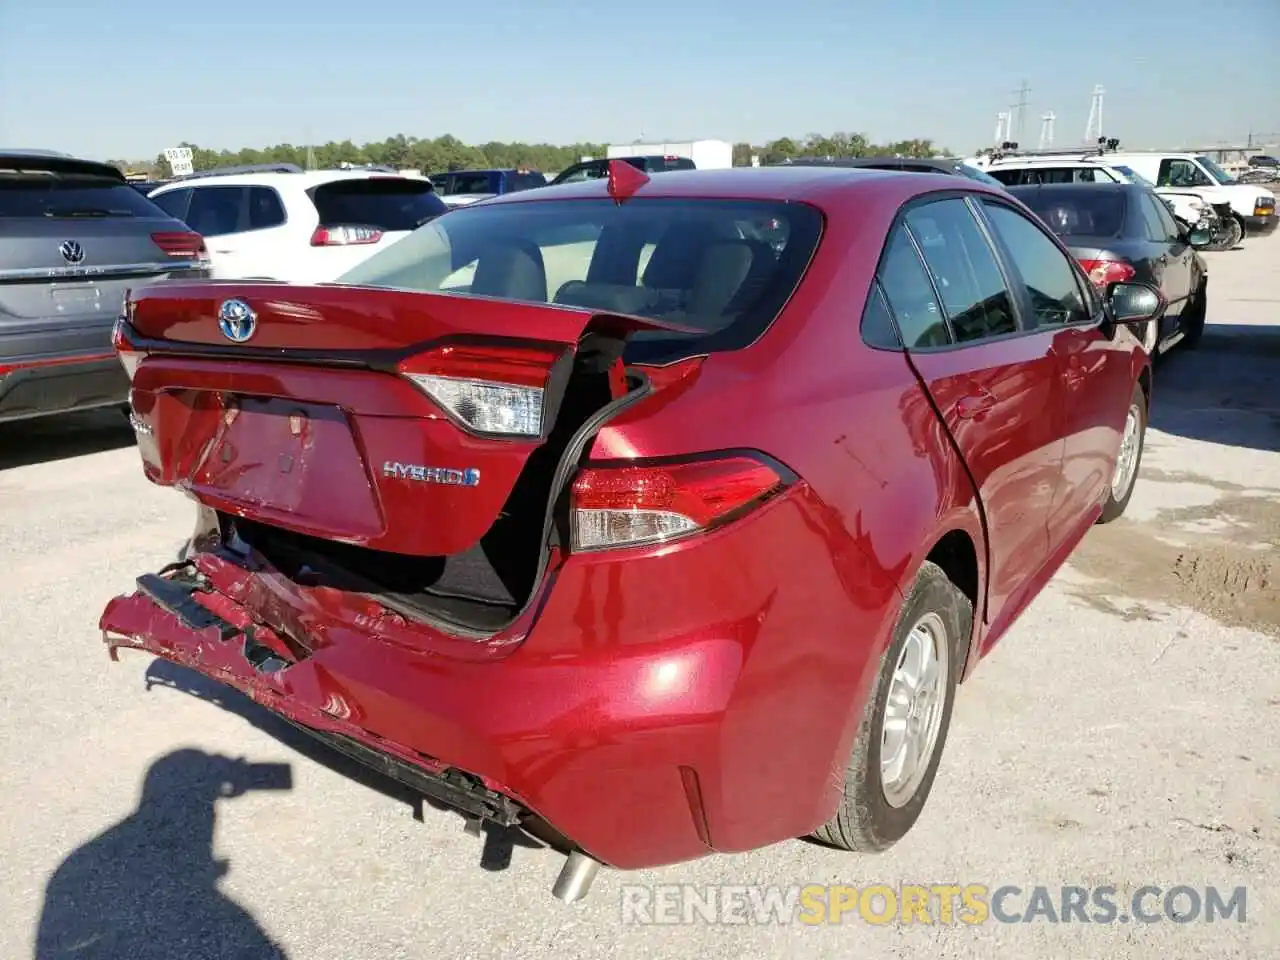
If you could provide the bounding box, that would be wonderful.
[0,150,210,423]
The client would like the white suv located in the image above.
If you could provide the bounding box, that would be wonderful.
[148,165,448,282]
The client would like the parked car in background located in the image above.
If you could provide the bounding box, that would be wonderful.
[147,164,447,282]
[549,155,695,186]
[428,168,547,207]
[103,163,1163,902]
[1007,181,1212,357]
[772,155,1010,189]
[978,153,1236,245]
[0,150,209,424]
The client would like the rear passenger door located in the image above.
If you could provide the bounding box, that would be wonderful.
[185,185,290,279]
[978,198,1135,545]
[880,196,1065,636]
[1145,191,1193,314]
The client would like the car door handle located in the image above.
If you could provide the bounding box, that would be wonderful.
[955,388,997,419]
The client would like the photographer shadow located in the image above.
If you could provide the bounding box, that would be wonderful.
[140,658,544,873]
[35,748,292,960]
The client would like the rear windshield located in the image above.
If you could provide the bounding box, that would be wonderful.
[436,172,495,195]
[335,197,824,359]
[639,157,696,172]
[1012,187,1128,237]
[309,178,448,231]
[0,174,166,218]
[1109,164,1154,187]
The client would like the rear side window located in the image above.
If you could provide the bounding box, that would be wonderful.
[981,202,1091,328]
[248,186,286,229]
[0,175,168,218]
[184,186,245,237]
[335,197,823,359]
[875,227,949,348]
[904,199,1017,343]
[310,178,448,232]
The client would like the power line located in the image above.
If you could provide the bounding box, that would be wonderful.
[1011,81,1031,145]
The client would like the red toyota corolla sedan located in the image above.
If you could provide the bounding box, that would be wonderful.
[101,162,1163,900]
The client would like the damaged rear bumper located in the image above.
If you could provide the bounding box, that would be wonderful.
[103,562,524,829]
[100,490,896,872]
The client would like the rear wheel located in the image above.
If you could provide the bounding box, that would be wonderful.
[811,561,968,852]
[1098,383,1147,524]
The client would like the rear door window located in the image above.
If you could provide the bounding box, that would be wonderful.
[1136,193,1166,242]
[247,186,286,229]
[0,175,168,218]
[184,186,245,236]
[904,199,1018,343]
[981,202,1092,328]
[310,178,447,231]
[1147,193,1182,241]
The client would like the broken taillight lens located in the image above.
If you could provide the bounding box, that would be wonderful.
[112,304,144,381]
[398,343,566,438]
[569,455,787,552]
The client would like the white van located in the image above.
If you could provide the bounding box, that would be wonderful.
[1103,152,1275,237]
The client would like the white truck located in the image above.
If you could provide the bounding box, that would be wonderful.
[605,140,733,170]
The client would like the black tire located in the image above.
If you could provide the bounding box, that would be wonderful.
[1180,278,1207,350]
[811,560,969,853]
[1097,382,1147,524]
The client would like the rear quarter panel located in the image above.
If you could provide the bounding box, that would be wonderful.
[586,182,990,835]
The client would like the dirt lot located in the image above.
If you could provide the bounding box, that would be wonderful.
[1,232,1277,959]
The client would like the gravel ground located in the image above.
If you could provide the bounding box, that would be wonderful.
[2,232,1277,959]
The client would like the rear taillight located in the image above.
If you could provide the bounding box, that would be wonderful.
[310,225,384,246]
[569,455,787,552]
[398,344,565,438]
[1078,259,1136,288]
[151,231,207,260]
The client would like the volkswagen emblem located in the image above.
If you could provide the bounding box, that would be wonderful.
[217,299,257,343]
[58,241,85,265]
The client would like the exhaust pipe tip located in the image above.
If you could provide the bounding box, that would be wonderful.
[552,851,600,903]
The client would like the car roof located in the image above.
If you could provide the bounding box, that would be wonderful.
[0,151,125,180]
[482,165,1004,210]
[152,169,428,192]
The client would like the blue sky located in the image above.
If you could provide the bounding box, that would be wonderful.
[2,0,1276,160]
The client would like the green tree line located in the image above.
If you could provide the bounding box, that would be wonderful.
[114,131,949,177]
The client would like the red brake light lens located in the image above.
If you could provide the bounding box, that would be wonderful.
[151,231,207,260]
[397,344,566,438]
[310,225,384,246]
[569,455,787,552]
[1078,258,1136,288]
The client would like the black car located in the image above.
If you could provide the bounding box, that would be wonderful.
[771,155,1009,189]
[549,155,696,186]
[1006,182,1213,357]
[0,151,210,424]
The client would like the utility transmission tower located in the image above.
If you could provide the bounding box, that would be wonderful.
[1039,112,1056,149]
[994,112,1011,146]
[1011,80,1031,145]
[1084,85,1105,143]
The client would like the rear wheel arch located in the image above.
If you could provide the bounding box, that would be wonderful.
[923,528,981,676]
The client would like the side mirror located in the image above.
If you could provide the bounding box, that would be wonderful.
[1187,226,1214,248]
[1106,281,1167,325]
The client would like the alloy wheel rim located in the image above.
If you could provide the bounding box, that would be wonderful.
[1111,403,1142,500]
[880,611,949,808]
